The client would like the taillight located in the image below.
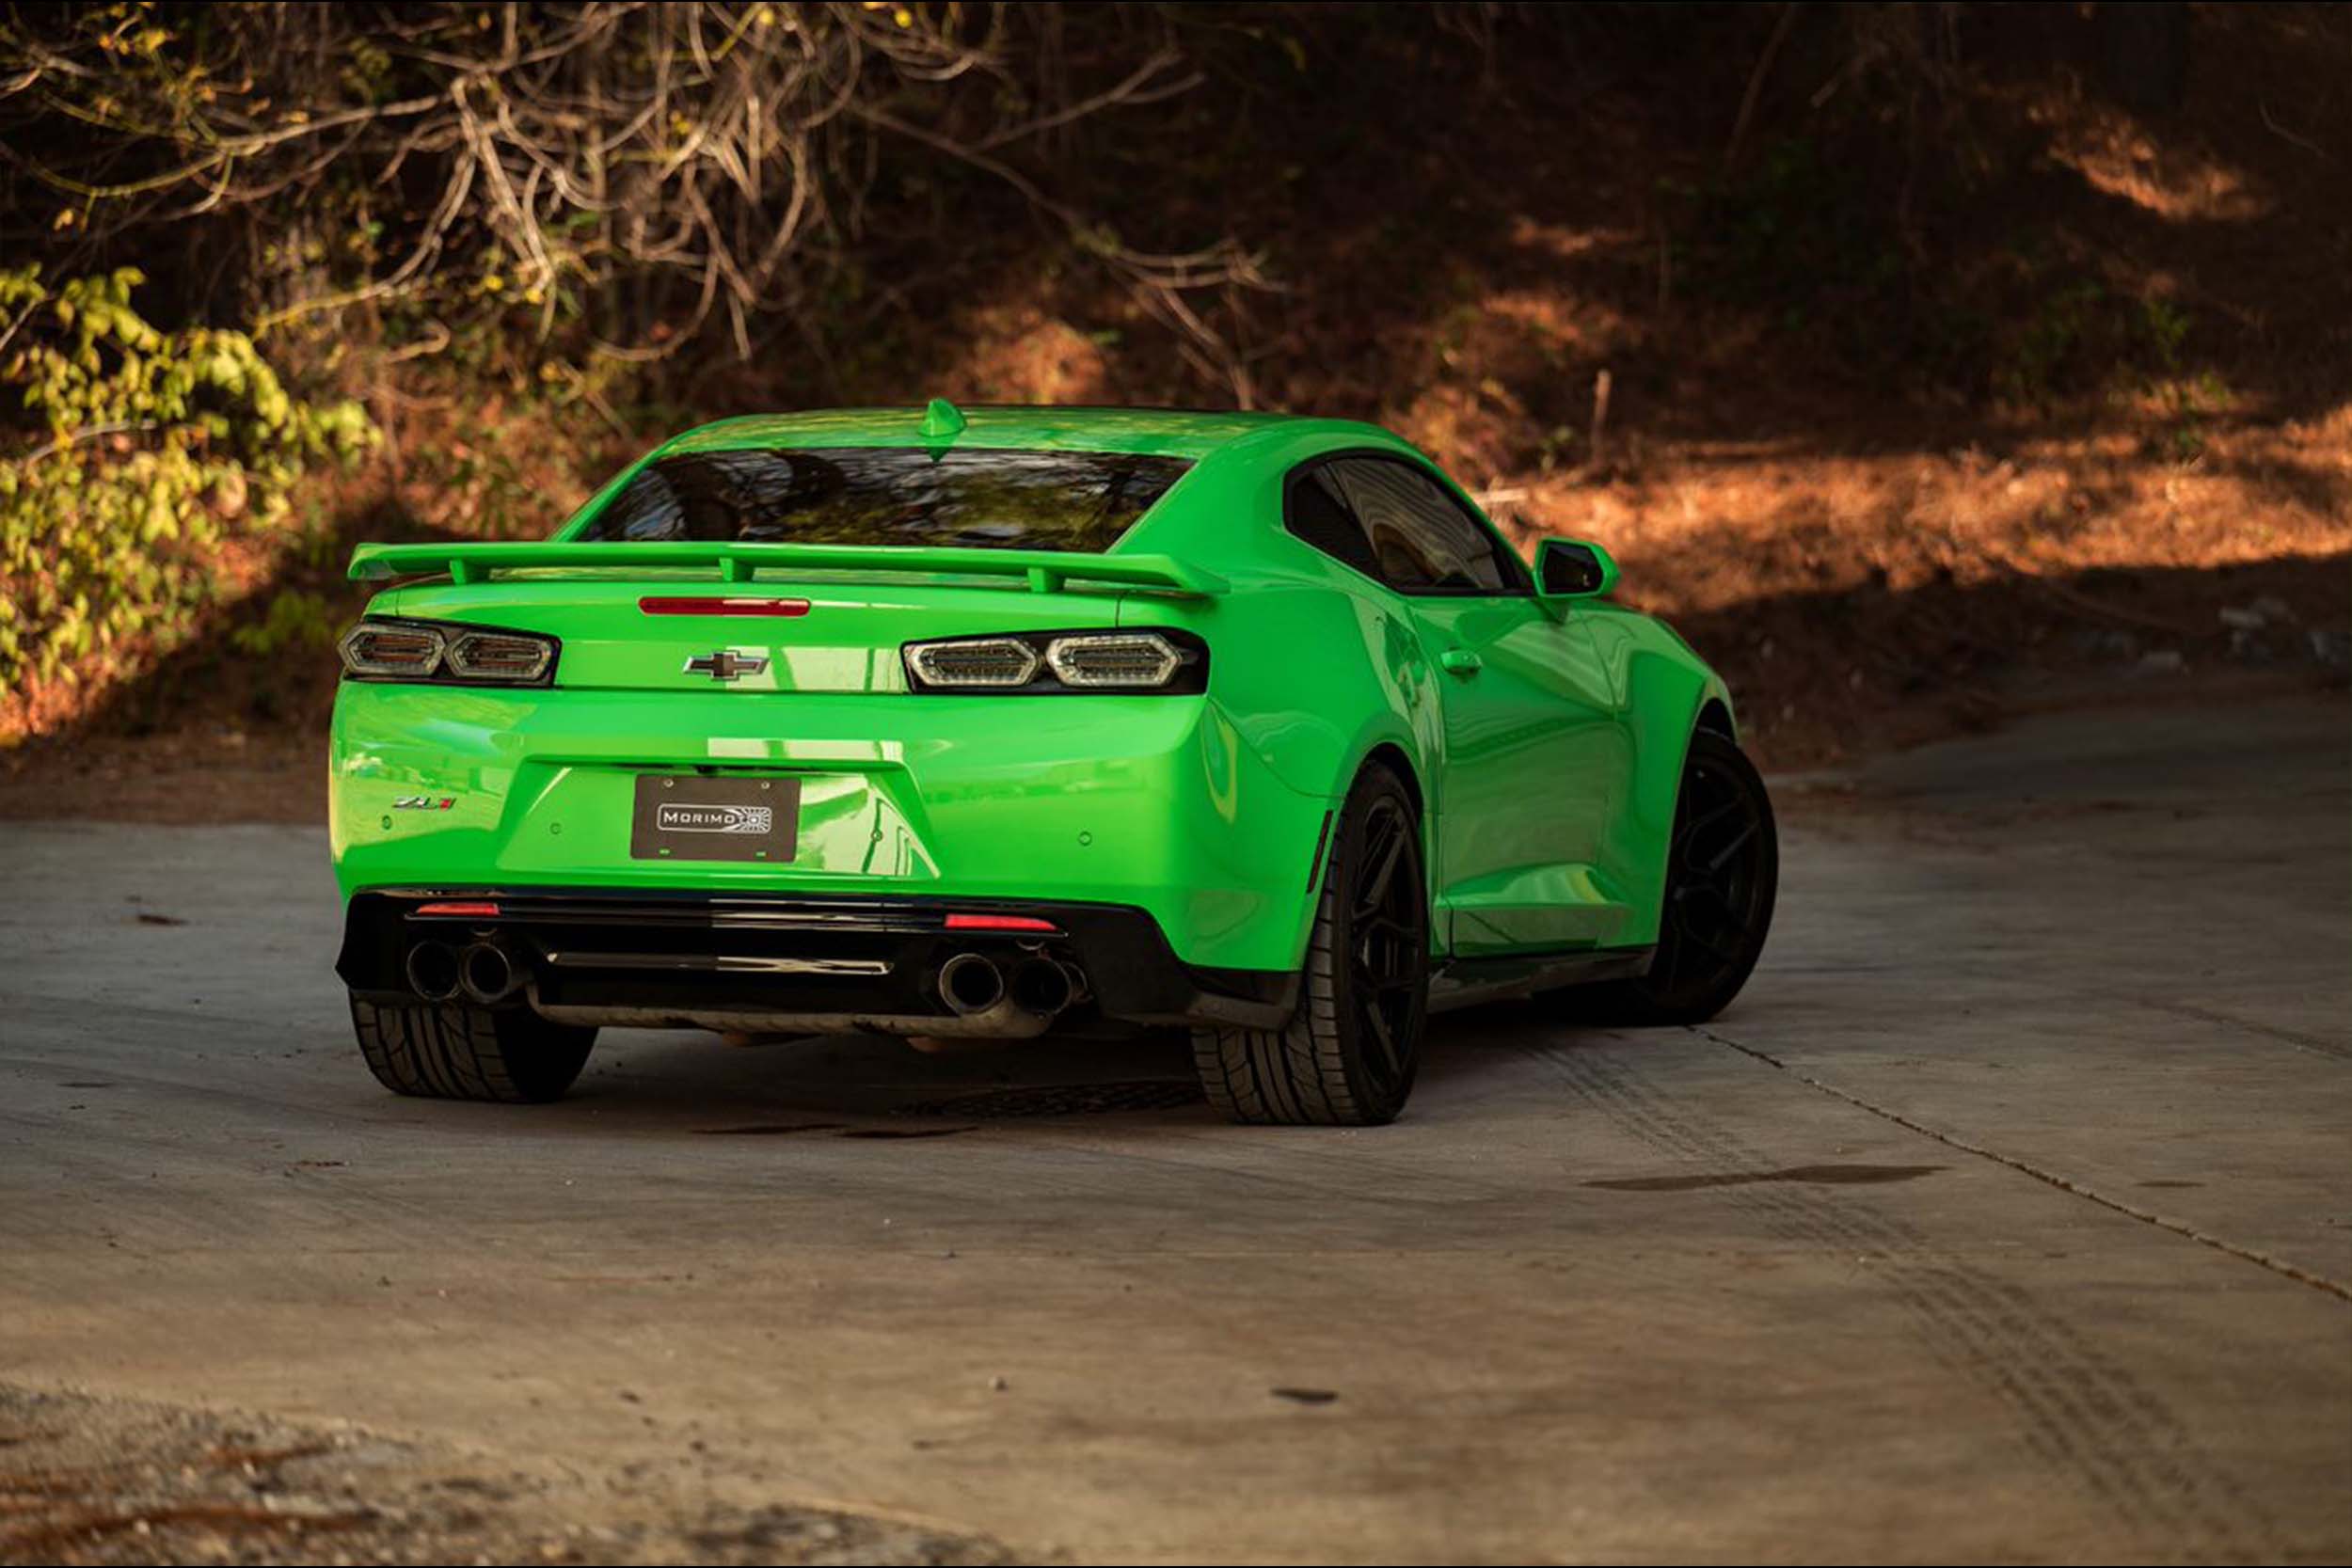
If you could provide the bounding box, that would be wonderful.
[339,622,444,677]
[906,638,1041,689]
[446,631,553,682]
[1045,632,1183,688]
[902,628,1205,694]
[339,618,558,687]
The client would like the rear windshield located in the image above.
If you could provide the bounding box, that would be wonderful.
[577,447,1193,553]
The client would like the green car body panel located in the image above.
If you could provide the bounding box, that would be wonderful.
[329,405,1733,995]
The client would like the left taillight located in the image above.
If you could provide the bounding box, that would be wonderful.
[338,618,558,687]
[339,621,444,677]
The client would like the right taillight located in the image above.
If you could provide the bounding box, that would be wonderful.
[903,627,1206,694]
[1045,632,1184,688]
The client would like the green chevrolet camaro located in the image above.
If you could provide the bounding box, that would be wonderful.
[330,401,1776,1124]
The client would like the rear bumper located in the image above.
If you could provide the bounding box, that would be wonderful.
[329,684,1332,974]
[337,888,1295,1035]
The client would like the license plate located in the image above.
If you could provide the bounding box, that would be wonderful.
[629,775,800,863]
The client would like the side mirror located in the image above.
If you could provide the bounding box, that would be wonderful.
[1535,538,1619,599]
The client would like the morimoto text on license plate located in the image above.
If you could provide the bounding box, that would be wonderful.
[629,775,800,863]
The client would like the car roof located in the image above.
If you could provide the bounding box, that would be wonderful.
[656,404,1394,463]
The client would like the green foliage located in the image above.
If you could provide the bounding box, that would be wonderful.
[1995,278,2111,405]
[2137,296,2192,371]
[0,266,373,722]
[2117,293,2225,460]
[1668,138,2203,409]
[230,588,336,657]
[1662,139,1981,395]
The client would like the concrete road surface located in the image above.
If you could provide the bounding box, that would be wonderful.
[3,690,2347,1563]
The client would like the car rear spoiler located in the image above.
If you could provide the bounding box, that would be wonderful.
[346,541,1230,597]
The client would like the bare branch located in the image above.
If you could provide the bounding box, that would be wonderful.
[0,1,1268,379]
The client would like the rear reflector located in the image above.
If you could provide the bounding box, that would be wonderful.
[640,596,812,617]
[943,912,1059,933]
[415,901,501,918]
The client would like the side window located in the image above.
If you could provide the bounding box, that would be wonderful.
[593,467,689,540]
[1328,458,1524,594]
[1283,464,1381,578]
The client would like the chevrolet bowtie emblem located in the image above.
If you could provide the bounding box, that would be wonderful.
[684,650,770,681]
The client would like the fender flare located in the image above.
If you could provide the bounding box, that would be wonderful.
[1614,651,1739,937]
[1318,716,1432,865]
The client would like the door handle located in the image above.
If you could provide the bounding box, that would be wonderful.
[1439,647,1484,677]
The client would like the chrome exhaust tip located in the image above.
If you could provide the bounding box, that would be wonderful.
[405,941,461,1004]
[1009,957,1075,1017]
[938,952,1005,1016]
[458,942,521,1006]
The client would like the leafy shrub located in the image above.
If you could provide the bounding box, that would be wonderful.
[1669,138,2204,408]
[0,267,373,732]
[229,588,338,658]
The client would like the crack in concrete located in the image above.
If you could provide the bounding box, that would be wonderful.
[1692,1024,2352,1306]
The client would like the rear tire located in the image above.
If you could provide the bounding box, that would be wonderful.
[1581,729,1776,1025]
[1191,765,1429,1126]
[350,995,596,1103]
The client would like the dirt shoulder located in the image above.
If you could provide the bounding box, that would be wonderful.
[0,1383,1012,1568]
[0,728,323,826]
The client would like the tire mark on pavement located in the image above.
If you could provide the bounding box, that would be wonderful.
[1695,1024,2352,1305]
[2119,998,2352,1063]
[1527,1037,2281,1564]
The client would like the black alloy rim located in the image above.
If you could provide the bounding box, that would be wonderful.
[1658,757,1769,998]
[1348,796,1425,1096]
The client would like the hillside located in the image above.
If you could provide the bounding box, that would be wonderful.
[1,2,2344,819]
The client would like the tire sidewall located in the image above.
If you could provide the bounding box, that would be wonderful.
[1324,767,1430,1117]
[1648,731,1777,1020]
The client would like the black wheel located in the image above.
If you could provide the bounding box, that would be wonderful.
[350,995,596,1103]
[1192,764,1429,1126]
[1584,729,1777,1025]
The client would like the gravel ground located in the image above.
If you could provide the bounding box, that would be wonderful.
[0,1385,1013,1567]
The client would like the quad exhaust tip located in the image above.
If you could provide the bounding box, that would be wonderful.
[405,941,461,1004]
[406,939,521,1006]
[458,942,522,1005]
[938,953,1081,1020]
[938,952,1005,1016]
[1009,958,1075,1016]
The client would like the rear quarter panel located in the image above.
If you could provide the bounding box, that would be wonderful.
[1116,422,1446,860]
